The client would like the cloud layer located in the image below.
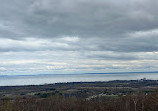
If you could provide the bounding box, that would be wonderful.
[0,0,158,75]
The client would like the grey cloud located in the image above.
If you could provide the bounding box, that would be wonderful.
[1,0,158,39]
[0,0,158,53]
[86,53,139,60]
[1,0,158,74]
[0,34,158,53]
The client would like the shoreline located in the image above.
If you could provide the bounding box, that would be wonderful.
[0,78,153,87]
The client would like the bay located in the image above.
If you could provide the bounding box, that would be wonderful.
[0,72,158,86]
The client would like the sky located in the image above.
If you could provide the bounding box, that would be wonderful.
[0,0,158,75]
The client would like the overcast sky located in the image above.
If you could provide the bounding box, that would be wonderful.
[0,0,158,75]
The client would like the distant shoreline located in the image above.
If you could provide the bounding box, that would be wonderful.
[0,78,155,87]
[1,71,158,77]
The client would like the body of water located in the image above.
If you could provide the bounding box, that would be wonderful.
[0,72,158,86]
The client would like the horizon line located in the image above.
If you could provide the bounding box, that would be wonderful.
[0,71,158,77]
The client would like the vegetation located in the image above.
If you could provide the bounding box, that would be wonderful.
[0,80,158,111]
[0,92,158,111]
